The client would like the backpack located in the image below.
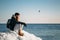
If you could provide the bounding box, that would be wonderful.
[7,19,11,29]
[7,18,16,31]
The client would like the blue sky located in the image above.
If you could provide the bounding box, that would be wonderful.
[0,0,60,23]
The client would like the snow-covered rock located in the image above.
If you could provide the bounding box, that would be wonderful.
[0,30,42,40]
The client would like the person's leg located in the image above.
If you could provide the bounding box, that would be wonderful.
[14,24,24,36]
[18,24,24,36]
[18,29,24,36]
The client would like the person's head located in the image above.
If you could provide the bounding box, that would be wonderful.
[15,12,20,21]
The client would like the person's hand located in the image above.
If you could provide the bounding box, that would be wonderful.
[24,23,27,27]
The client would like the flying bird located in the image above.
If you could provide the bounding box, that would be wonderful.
[38,10,40,13]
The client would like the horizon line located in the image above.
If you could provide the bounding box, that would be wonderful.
[0,23,60,24]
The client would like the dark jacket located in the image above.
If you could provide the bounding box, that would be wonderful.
[7,17,26,31]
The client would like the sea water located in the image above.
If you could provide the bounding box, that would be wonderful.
[0,24,60,40]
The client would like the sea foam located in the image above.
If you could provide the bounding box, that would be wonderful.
[0,30,42,40]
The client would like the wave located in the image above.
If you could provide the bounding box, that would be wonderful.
[0,30,42,40]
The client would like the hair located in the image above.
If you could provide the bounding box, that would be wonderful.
[15,12,20,16]
[15,12,20,21]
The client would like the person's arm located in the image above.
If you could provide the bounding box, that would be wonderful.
[19,22,27,26]
[16,21,27,27]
